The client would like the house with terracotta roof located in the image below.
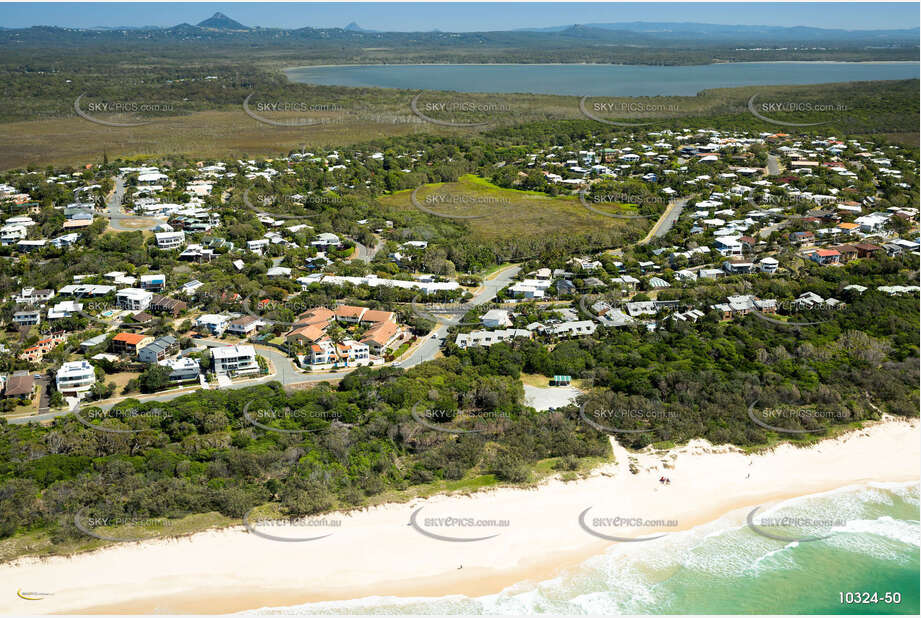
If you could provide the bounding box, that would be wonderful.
[333,304,368,324]
[110,332,154,355]
[19,334,67,363]
[286,323,328,347]
[360,320,404,355]
[295,307,334,327]
[836,222,860,234]
[808,248,841,266]
[360,309,396,325]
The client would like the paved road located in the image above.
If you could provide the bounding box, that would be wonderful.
[352,237,385,263]
[766,154,781,176]
[8,265,523,424]
[394,264,521,369]
[105,174,162,231]
[637,197,689,245]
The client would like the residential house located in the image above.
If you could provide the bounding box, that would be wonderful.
[831,244,859,263]
[14,288,54,305]
[12,310,41,327]
[150,295,188,316]
[3,373,34,400]
[360,320,403,355]
[809,248,841,265]
[110,332,154,356]
[853,243,883,259]
[227,315,264,336]
[137,336,178,363]
[211,344,259,377]
[56,360,96,395]
[115,288,153,311]
[196,314,230,337]
[759,257,779,273]
[481,309,512,328]
[158,357,201,381]
[139,274,166,291]
[455,329,532,349]
[19,334,66,363]
[155,231,185,250]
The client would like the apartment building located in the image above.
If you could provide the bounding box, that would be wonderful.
[211,344,259,377]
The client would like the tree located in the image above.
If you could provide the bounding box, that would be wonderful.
[139,364,172,393]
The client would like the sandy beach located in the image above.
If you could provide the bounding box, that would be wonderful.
[2,416,917,615]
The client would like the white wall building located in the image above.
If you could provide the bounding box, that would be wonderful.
[211,344,259,377]
[115,288,153,311]
[56,360,96,395]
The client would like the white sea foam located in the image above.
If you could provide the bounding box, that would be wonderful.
[245,483,919,615]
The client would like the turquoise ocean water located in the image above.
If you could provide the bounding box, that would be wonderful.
[247,482,919,615]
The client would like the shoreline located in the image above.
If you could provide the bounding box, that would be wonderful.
[284,60,921,71]
[1,416,917,615]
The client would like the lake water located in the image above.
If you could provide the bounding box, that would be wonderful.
[285,62,920,97]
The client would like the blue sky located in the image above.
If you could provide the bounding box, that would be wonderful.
[1,2,917,31]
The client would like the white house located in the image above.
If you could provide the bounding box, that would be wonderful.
[196,314,230,337]
[481,309,512,328]
[158,357,201,381]
[211,344,259,377]
[759,257,779,273]
[155,231,185,250]
[455,329,532,349]
[115,288,153,311]
[56,360,96,395]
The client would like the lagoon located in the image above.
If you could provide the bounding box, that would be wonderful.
[285,62,920,97]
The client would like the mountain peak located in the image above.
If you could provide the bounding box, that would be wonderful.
[197,12,250,30]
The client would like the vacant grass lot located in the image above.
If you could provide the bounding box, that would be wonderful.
[380,174,645,242]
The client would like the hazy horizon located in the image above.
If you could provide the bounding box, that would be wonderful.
[1,2,918,31]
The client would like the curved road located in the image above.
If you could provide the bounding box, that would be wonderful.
[8,265,522,424]
[637,197,689,246]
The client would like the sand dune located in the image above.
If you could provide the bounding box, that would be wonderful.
[1,416,918,615]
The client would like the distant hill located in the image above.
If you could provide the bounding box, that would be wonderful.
[196,12,250,30]
[517,21,920,43]
[344,22,375,33]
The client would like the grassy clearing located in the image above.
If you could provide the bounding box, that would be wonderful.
[380,174,641,242]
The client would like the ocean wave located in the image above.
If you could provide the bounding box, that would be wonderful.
[244,483,919,615]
